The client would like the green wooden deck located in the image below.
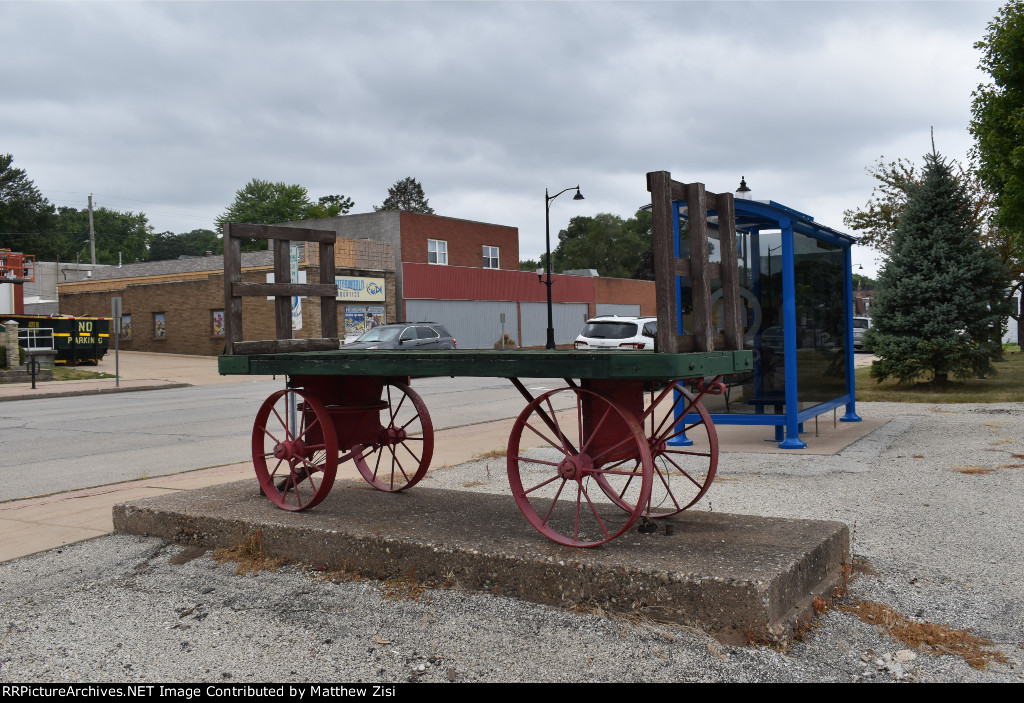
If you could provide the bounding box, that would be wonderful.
[218,348,753,380]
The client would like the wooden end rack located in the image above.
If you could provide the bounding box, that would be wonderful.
[222,223,340,355]
[647,171,744,354]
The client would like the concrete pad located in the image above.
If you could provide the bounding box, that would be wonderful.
[114,480,850,646]
[716,417,890,455]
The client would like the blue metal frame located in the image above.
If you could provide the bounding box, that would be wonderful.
[669,196,860,449]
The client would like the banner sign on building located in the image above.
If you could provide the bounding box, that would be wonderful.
[335,277,386,302]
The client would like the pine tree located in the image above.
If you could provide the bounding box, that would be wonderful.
[374,177,434,215]
[867,151,1009,385]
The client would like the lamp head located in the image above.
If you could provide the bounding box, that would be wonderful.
[573,187,584,200]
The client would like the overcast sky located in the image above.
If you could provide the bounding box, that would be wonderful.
[1,0,1004,277]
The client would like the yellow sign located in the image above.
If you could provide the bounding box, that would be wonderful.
[335,277,386,302]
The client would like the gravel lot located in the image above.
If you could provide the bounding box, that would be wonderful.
[1,401,1022,683]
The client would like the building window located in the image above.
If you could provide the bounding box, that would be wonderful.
[154,313,166,338]
[120,314,132,339]
[483,245,500,269]
[428,239,448,265]
[212,310,225,337]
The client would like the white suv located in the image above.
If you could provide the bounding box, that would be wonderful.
[852,316,872,350]
[574,316,657,350]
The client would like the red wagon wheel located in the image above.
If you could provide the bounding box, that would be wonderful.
[351,382,434,492]
[252,388,338,511]
[507,387,652,548]
[595,381,718,518]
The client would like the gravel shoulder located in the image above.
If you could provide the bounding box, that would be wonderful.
[1,401,1022,683]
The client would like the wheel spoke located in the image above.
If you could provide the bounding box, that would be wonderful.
[592,381,717,519]
[252,389,337,511]
[508,386,651,547]
[353,383,432,493]
[522,419,572,456]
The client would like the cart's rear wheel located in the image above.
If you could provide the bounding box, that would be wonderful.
[351,382,433,492]
[252,388,338,511]
[596,382,718,518]
[507,387,652,548]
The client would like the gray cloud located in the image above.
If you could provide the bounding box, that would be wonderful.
[1,0,1003,274]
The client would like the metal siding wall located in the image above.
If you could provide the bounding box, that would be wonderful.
[595,303,641,317]
[405,300,519,349]
[520,302,590,347]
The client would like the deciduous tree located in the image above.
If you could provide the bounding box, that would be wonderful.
[552,210,651,279]
[970,0,1024,238]
[217,179,355,252]
[0,154,57,257]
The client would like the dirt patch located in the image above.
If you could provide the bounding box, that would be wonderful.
[839,600,1008,670]
[212,530,284,576]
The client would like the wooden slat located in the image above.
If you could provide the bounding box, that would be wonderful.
[715,193,744,349]
[686,182,713,352]
[232,282,338,298]
[648,171,679,354]
[273,238,291,340]
[319,241,338,339]
[223,224,242,356]
[227,223,336,243]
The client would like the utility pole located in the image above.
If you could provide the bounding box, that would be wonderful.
[88,194,96,265]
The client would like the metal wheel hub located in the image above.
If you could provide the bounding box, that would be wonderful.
[557,454,593,481]
[273,438,306,462]
[380,426,408,445]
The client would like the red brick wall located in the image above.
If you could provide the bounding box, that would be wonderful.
[593,277,656,317]
[399,212,519,270]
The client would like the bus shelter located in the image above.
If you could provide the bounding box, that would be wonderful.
[672,196,860,448]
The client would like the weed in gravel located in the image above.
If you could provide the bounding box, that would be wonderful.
[475,448,507,460]
[212,530,284,576]
[838,600,1008,670]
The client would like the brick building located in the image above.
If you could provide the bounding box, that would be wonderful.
[58,239,396,355]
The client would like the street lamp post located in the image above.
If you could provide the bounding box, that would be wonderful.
[540,185,584,349]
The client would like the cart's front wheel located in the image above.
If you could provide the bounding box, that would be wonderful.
[252,388,338,511]
[596,381,718,518]
[507,387,652,548]
[351,382,434,492]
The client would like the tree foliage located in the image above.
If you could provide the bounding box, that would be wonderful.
[216,179,354,252]
[866,152,1009,385]
[149,229,221,261]
[970,0,1024,238]
[51,206,152,265]
[374,177,434,215]
[0,154,57,256]
[550,210,651,279]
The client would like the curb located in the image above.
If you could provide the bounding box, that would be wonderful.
[0,382,190,402]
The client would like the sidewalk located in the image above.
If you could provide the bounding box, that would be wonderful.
[0,349,268,401]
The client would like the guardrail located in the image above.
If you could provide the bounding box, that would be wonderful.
[18,327,55,351]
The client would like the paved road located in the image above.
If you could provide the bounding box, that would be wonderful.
[0,375,569,501]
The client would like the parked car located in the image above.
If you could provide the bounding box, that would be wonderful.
[761,325,785,352]
[852,316,872,350]
[343,322,457,350]
[574,316,658,350]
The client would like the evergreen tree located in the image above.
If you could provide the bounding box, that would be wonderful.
[867,151,1009,385]
[374,177,434,214]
